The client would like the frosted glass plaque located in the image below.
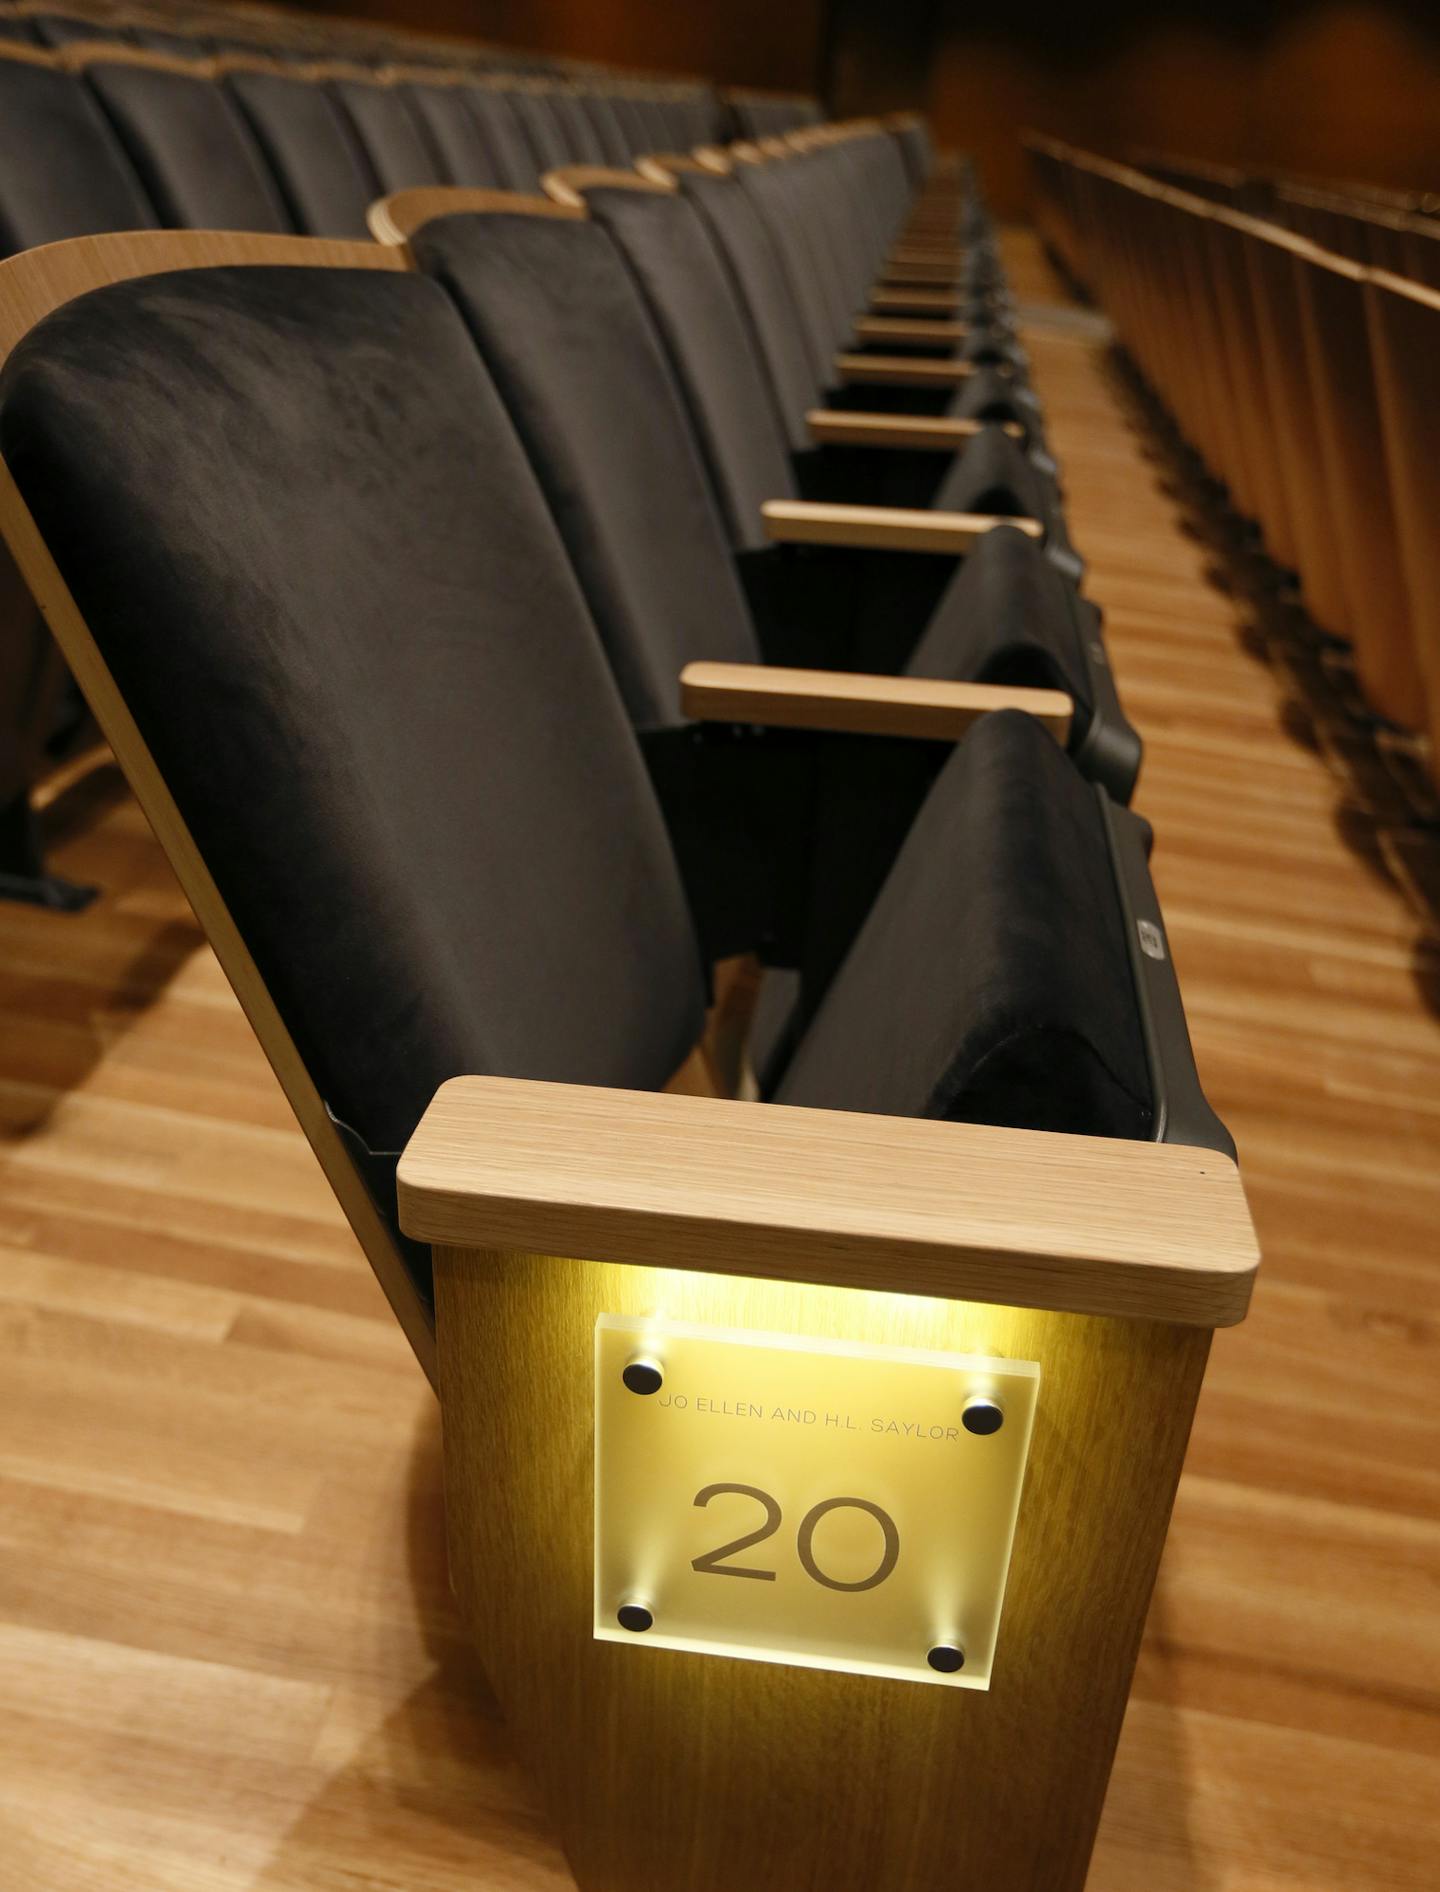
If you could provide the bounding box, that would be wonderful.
[595,1314,1039,1689]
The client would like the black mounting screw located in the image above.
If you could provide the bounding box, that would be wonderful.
[927,1643,965,1674]
[617,1601,654,1633]
[622,1355,664,1395]
[962,1395,1004,1436]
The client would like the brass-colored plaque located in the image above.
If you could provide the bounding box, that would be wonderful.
[595,1314,1039,1688]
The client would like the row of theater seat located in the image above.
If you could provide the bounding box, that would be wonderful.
[0,116,1231,1352]
[1028,136,1440,795]
[0,40,741,249]
[0,22,819,900]
[1129,150,1440,294]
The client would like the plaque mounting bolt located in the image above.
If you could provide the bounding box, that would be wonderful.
[622,1354,664,1395]
[617,1598,654,1633]
[927,1643,965,1674]
[962,1394,1004,1436]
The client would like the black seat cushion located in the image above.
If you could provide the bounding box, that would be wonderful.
[328,78,444,192]
[0,61,157,256]
[226,70,380,238]
[84,63,292,232]
[584,185,797,550]
[776,710,1151,1140]
[0,266,706,1153]
[412,210,757,729]
[934,423,1053,524]
[905,524,1092,734]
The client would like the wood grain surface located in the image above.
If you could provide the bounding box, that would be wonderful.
[677,659,1073,749]
[399,1074,1251,1325]
[0,232,1435,1890]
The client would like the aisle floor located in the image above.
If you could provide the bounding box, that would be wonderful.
[0,231,1436,1890]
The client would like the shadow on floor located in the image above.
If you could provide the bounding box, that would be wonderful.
[254,1403,574,1891]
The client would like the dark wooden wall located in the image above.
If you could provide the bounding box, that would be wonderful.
[292,1,1439,219]
[295,0,824,89]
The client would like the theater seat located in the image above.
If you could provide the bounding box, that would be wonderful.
[223,63,381,237]
[0,48,157,254]
[77,48,293,231]
[0,232,1227,1368]
[565,172,1060,542]
[395,197,1130,793]
[326,70,445,192]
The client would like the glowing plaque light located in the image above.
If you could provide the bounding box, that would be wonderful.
[595,1313,1039,1689]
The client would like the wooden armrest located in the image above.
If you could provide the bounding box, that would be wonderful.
[762,498,1041,553]
[880,262,964,286]
[397,1077,1260,1326]
[888,246,965,268]
[806,409,1022,448]
[836,352,976,386]
[854,315,969,344]
[871,286,963,314]
[678,659,1071,744]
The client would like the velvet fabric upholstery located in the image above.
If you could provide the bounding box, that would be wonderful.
[328,77,444,192]
[399,83,504,188]
[84,62,291,232]
[576,92,631,166]
[0,266,707,1157]
[412,211,756,729]
[777,711,1152,1139]
[226,70,380,238]
[680,168,821,454]
[907,524,1091,727]
[502,89,571,177]
[0,61,157,257]
[540,89,609,165]
[461,86,543,190]
[584,184,796,552]
[933,423,1053,524]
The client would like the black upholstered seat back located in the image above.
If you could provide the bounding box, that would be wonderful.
[226,69,380,237]
[400,82,505,187]
[583,185,797,551]
[0,59,158,256]
[412,210,758,729]
[0,266,707,1156]
[84,62,292,232]
[502,88,570,176]
[734,159,839,386]
[576,93,631,165]
[328,77,444,192]
[540,89,609,164]
[777,710,1152,1139]
[907,524,1091,715]
[461,86,543,189]
[679,169,822,453]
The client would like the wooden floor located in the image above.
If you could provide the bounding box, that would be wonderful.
[1,231,1437,1890]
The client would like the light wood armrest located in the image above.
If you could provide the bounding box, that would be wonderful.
[888,246,965,268]
[762,498,1041,553]
[871,287,962,313]
[678,660,1071,744]
[397,1077,1260,1327]
[806,409,1022,448]
[854,314,968,343]
[880,263,964,286]
[836,352,976,386]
